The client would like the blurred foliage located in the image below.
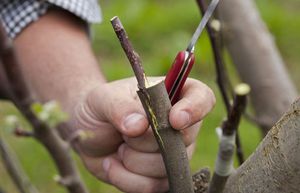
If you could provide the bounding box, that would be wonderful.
[0,0,299,192]
[31,101,69,128]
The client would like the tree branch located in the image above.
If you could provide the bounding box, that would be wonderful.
[208,84,249,193]
[111,16,149,89]
[111,16,194,193]
[223,97,300,193]
[222,84,249,136]
[0,23,88,193]
[195,0,231,114]
[0,137,39,193]
[196,0,245,165]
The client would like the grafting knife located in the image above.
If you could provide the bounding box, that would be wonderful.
[165,0,219,105]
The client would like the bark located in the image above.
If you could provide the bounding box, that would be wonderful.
[138,82,194,193]
[223,97,300,193]
[193,168,210,193]
[111,16,148,89]
[196,0,231,114]
[208,84,249,193]
[111,17,195,193]
[218,0,298,135]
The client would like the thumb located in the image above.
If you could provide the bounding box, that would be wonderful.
[86,81,149,137]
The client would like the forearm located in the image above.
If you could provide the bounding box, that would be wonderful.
[13,8,105,113]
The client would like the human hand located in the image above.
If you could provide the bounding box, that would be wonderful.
[70,77,215,193]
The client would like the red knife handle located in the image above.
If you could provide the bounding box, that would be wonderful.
[165,51,195,105]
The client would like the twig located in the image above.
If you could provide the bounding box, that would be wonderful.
[111,16,194,193]
[111,16,149,89]
[14,127,34,137]
[222,84,250,164]
[0,23,88,193]
[234,131,244,164]
[208,83,250,193]
[222,84,250,135]
[0,137,39,193]
[196,0,245,165]
[196,0,231,114]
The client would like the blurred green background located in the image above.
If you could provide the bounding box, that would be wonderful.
[0,0,299,192]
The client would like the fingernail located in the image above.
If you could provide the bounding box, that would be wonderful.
[123,113,146,131]
[177,111,191,129]
[102,158,111,172]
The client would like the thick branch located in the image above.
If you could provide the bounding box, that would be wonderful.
[111,17,194,193]
[218,0,298,134]
[223,97,300,193]
[0,137,39,193]
[138,82,194,193]
[0,24,88,193]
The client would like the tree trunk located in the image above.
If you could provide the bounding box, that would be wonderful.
[222,97,300,193]
[218,0,298,135]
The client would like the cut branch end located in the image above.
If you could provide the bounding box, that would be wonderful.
[234,83,250,96]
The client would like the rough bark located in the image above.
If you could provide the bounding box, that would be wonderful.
[193,168,210,193]
[223,97,300,193]
[218,0,298,135]
[138,82,194,193]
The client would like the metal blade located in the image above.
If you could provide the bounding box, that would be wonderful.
[186,0,219,52]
